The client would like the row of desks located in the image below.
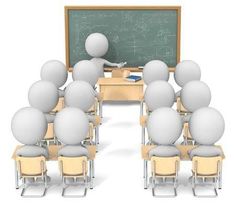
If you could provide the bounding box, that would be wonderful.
[12,144,225,162]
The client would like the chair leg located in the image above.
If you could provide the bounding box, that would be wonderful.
[192,176,218,197]
[62,177,87,197]
[152,177,177,197]
[21,176,47,197]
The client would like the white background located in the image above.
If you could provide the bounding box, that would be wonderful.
[0,0,236,203]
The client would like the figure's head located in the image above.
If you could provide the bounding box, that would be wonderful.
[40,60,68,88]
[174,60,201,87]
[144,81,175,111]
[54,107,89,145]
[189,107,225,145]
[143,60,169,85]
[28,80,59,113]
[72,60,99,87]
[85,33,109,58]
[181,81,211,112]
[11,107,47,145]
[147,107,182,145]
[65,81,95,112]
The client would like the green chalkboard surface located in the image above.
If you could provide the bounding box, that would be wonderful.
[65,6,181,69]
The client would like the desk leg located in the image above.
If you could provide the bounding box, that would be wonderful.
[99,100,103,118]
[92,160,95,178]
[219,169,222,189]
[144,160,148,189]
[140,101,143,117]
[89,161,93,189]
[95,126,99,145]
[142,127,145,144]
[14,161,19,189]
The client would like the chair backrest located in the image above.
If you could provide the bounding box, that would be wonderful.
[52,97,64,112]
[176,97,188,113]
[85,123,94,140]
[58,156,87,176]
[183,122,192,139]
[112,69,130,78]
[44,123,54,140]
[192,156,222,176]
[16,156,46,176]
[151,156,180,176]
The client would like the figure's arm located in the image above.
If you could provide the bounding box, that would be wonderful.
[104,60,127,68]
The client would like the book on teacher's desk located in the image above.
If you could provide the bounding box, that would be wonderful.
[125,75,142,82]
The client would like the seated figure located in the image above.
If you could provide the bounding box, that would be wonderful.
[54,107,89,157]
[147,107,183,157]
[11,107,49,158]
[189,107,225,158]
[40,60,68,97]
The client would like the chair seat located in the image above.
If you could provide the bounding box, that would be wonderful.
[155,173,176,177]
[21,170,47,177]
[63,173,85,177]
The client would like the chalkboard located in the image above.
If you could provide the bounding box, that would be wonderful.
[65,6,181,69]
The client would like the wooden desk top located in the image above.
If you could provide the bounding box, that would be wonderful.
[12,145,96,161]
[141,145,225,161]
[98,78,144,86]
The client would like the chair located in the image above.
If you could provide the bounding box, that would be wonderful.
[83,123,94,145]
[58,156,88,197]
[111,69,130,78]
[52,97,64,113]
[83,116,101,145]
[42,123,58,145]
[140,115,148,144]
[16,156,48,197]
[191,156,222,197]
[183,122,194,145]
[176,97,189,115]
[87,98,98,116]
[151,156,180,197]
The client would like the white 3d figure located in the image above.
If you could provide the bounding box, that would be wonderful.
[54,107,89,157]
[143,60,169,85]
[73,60,103,101]
[73,60,99,87]
[189,107,225,158]
[64,81,97,124]
[28,80,59,123]
[144,81,175,112]
[147,108,182,157]
[180,80,211,122]
[11,107,48,158]
[85,33,126,77]
[174,60,201,98]
[40,60,68,97]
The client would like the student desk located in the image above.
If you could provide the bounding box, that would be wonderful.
[141,144,225,189]
[97,78,144,101]
[12,145,96,189]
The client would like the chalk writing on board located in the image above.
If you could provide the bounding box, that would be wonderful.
[68,9,178,67]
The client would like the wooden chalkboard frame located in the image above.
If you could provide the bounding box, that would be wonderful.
[65,6,181,72]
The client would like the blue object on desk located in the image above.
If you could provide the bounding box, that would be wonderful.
[125,75,142,82]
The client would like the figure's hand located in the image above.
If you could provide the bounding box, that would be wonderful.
[117,62,127,68]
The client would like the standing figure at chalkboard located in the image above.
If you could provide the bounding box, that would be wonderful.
[85,33,126,77]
